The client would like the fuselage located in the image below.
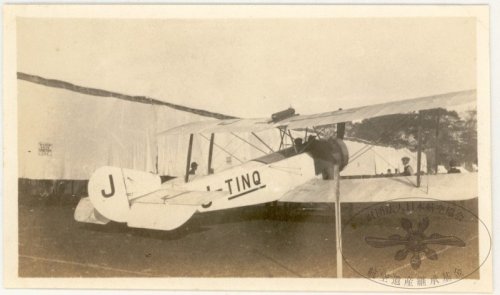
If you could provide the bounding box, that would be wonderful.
[164,150,317,212]
[76,138,348,231]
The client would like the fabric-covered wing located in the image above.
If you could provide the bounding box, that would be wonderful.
[279,173,477,203]
[127,188,228,230]
[132,188,228,206]
[279,89,476,129]
[159,89,475,136]
[158,117,272,135]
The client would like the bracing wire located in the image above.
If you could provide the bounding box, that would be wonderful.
[199,133,244,164]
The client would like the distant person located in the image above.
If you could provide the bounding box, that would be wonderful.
[448,159,461,174]
[401,157,414,176]
[189,162,198,175]
[386,169,393,177]
[294,138,304,153]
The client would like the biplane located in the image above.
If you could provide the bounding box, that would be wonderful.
[75,90,478,231]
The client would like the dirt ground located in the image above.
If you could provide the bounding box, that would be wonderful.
[18,195,479,280]
[18,198,336,277]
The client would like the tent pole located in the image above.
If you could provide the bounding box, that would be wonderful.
[207,133,215,175]
[416,111,423,187]
[434,109,440,174]
[185,134,194,183]
[155,154,159,174]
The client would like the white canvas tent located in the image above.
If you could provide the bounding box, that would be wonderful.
[19,79,195,179]
[18,77,427,182]
[341,140,427,176]
[18,77,281,180]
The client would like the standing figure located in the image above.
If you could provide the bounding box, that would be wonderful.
[401,157,414,176]
[189,162,198,175]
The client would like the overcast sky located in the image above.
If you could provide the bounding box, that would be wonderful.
[17,17,476,118]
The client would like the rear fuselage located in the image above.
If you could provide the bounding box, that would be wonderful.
[167,151,317,212]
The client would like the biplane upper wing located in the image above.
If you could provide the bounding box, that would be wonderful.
[279,89,476,130]
[158,117,272,135]
[279,173,478,203]
[159,89,476,135]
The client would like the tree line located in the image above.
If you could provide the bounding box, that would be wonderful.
[344,108,477,172]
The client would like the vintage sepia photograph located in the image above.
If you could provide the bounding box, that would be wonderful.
[3,4,492,292]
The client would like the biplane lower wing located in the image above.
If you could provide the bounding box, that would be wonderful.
[279,173,478,203]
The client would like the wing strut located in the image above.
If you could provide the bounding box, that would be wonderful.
[199,133,244,164]
[207,133,215,175]
[278,127,287,150]
[337,123,345,139]
[185,134,194,183]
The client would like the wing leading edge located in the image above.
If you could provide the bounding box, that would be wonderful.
[279,89,476,129]
[158,90,476,135]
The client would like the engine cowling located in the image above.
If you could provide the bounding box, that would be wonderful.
[306,137,349,179]
[328,137,349,170]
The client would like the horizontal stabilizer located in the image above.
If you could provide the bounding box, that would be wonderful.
[127,202,196,231]
[126,189,228,230]
[74,197,110,224]
[132,188,228,206]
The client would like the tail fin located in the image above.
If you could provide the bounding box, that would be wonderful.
[76,166,202,231]
[86,166,161,223]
